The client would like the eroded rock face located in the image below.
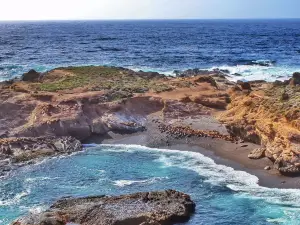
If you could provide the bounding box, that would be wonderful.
[0,136,81,176]
[219,80,300,175]
[1,66,299,176]
[12,190,196,225]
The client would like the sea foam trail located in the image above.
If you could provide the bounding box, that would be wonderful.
[97,144,300,208]
[113,177,168,187]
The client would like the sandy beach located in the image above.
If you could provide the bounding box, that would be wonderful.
[87,118,300,189]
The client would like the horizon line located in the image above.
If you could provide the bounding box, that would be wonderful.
[0,17,300,22]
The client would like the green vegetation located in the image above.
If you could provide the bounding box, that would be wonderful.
[35,66,173,94]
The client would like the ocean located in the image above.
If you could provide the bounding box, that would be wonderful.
[0,19,300,81]
[1,145,300,225]
[1,20,300,225]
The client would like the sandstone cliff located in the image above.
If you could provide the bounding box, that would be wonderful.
[0,66,299,176]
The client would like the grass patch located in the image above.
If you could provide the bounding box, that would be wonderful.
[35,66,173,95]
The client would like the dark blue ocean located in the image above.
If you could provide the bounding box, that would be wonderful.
[0,19,300,81]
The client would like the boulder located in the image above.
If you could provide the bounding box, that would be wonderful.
[240,82,252,90]
[248,148,266,159]
[12,190,196,225]
[264,166,271,170]
[289,72,300,86]
[21,69,41,82]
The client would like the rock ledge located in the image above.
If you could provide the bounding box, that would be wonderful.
[12,190,196,225]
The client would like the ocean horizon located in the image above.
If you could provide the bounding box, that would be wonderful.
[1,17,300,225]
[1,19,299,82]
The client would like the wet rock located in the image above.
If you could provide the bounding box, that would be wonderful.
[21,69,41,82]
[248,148,266,159]
[175,68,212,77]
[12,190,196,225]
[233,73,242,76]
[0,136,81,175]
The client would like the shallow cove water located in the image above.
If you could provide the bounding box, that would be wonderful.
[1,145,300,224]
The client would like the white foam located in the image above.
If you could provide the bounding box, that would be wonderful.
[0,190,30,206]
[98,144,300,208]
[113,177,168,187]
[28,205,47,214]
[25,176,59,183]
[208,64,298,82]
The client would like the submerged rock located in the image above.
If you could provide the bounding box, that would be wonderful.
[12,190,196,225]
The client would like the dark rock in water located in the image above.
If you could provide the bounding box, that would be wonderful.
[21,69,41,82]
[174,68,230,77]
[12,190,196,225]
[245,60,275,67]
[289,72,300,86]
[175,68,212,77]
[233,73,242,76]
[0,136,81,176]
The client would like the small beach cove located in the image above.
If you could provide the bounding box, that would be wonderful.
[0,65,299,224]
[2,144,300,225]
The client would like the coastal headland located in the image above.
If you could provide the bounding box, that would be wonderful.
[0,66,300,179]
[1,66,300,223]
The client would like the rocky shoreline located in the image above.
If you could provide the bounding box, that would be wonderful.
[12,190,196,225]
[0,66,299,176]
[0,136,81,176]
[1,65,299,224]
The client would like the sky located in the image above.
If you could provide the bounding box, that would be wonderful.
[0,0,299,21]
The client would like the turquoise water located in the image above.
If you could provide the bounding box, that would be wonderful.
[1,145,300,224]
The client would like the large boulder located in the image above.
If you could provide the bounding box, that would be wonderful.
[21,69,41,82]
[289,72,300,86]
[12,190,196,225]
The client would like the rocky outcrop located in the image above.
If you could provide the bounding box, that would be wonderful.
[1,65,300,176]
[12,190,196,225]
[219,79,300,175]
[21,69,41,82]
[174,68,229,77]
[0,136,81,176]
[289,72,300,86]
